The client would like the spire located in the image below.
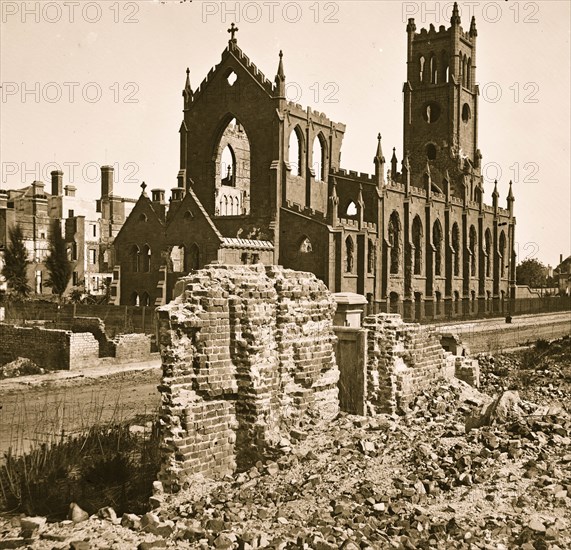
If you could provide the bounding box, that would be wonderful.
[277,50,285,80]
[274,50,286,98]
[374,133,386,185]
[492,179,499,199]
[390,147,398,181]
[507,180,514,201]
[374,133,385,162]
[470,16,478,37]
[451,2,461,26]
[406,17,416,34]
[140,182,147,196]
[183,67,193,103]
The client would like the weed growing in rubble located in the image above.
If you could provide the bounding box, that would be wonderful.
[0,393,161,519]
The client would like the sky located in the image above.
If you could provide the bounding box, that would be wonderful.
[1,0,570,267]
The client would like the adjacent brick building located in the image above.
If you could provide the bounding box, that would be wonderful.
[0,167,135,296]
[112,3,516,313]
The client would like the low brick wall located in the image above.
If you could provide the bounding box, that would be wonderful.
[363,314,477,414]
[156,264,339,490]
[0,323,99,371]
[113,333,153,362]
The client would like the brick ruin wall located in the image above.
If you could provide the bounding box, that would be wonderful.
[71,317,153,360]
[156,264,339,490]
[0,323,99,370]
[363,314,479,414]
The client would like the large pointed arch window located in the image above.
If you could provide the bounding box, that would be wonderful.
[215,116,250,216]
[289,126,304,177]
[312,134,326,182]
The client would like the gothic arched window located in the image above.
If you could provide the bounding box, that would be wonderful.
[345,236,354,273]
[452,222,461,277]
[469,225,477,277]
[141,244,151,273]
[433,219,443,276]
[412,216,423,275]
[289,126,304,177]
[485,229,492,278]
[388,211,401,274]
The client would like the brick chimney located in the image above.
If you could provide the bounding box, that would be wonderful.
[51,170,63,196]
[101,165,114,198]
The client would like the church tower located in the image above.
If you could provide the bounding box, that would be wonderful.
[403,2,481,197]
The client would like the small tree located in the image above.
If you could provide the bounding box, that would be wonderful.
[45,220,72,297]
[2,224,31,297]
[516,258,547,288]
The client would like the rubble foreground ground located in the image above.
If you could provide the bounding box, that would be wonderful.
[0,337,570,549]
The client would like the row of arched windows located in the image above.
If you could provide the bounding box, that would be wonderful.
[288,127,327,182]
[131,292,151,307]
[418,52,471,87]
[346,212,507,279]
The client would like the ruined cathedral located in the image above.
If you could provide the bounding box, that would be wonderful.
[112,3,516,318]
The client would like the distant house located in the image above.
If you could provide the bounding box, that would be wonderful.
[554,255,571,296]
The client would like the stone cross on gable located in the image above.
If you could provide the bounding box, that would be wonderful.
[228,22,239,42]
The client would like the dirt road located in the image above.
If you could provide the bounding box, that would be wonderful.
[0,359,162,457]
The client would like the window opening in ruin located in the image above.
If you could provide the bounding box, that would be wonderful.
[462,103,471,123]
[469,225,477,277]
[130,245,140,272]
[485,229,492,278]
[433,220,443,276]
[299,236,313,254]
[452,223,460,276]
[227,71,238,86]
[367,239,375,274]
[141,244,151,272]
[412,216,423,275]
[216,117,250,216]
[388,211,401,274]
[289,127,303,177]
[345,236,354,273]
[426,143,437,160]
[499,231,506,276]
[346,201,358,217]
[423,102,441,123]
[313,134,326,182]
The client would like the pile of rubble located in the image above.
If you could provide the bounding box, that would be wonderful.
[478,336,570,403]
[1,374,569,549]
[0,357,44,379]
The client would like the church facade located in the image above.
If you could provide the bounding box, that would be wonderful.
[112,4,516,317]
